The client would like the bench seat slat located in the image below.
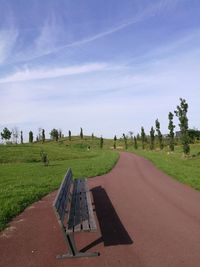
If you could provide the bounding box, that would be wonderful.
[86,191,97,231]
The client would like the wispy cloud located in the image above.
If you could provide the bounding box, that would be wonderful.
[9,0,174,64]
[0,27,18,64]
[0,63,108,83]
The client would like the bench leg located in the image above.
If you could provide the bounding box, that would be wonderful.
[56,233,99,259]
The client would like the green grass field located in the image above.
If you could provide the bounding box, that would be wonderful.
[1,135,200,231]
[0,137,119,231]
[129,143,200,191]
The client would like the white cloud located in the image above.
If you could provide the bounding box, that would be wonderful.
[0,29,18,64]
[0,63,108,83]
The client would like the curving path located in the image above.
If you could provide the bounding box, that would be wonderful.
[0,152,200,267]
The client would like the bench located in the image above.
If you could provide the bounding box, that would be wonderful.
[53,168,99,259]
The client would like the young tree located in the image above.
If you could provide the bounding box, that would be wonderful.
[20,131,23,144]
[168,112,175,151]
[40,150,49,166]
[42,129,45,143]
[58,129,62,139]
[141,127,146,149]
[155,119,163,149]
[68,130,71,141]
[1,127,12,143]
[150,127,155,150]
[12,127,19,144]
[80,127,83,139]
[113,135,117,149]
[50,128,59,141]
[134,136,138,149]
[29,131,33,143]
[100,136,103,149]
[38,127,43,141]
[174,98,190,155]
[123,133,128,150]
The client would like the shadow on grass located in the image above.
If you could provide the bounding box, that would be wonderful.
[80,186,133,252]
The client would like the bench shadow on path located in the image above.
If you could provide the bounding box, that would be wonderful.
[80,186,133,253]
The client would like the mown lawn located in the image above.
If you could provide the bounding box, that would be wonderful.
[0,139,119,231]
[129,143,200,191]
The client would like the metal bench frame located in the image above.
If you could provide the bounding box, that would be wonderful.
[53,168,99,259]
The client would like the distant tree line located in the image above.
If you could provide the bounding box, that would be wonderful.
[1,98,199,157]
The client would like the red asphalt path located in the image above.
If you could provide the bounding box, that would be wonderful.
[0,152,200,267]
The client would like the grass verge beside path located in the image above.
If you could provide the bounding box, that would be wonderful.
[0,142,119,231]
[129,144,200,191]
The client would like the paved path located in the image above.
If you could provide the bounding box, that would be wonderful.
[0,152,200,267]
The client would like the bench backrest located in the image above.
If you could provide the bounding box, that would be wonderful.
[53,168,73,227]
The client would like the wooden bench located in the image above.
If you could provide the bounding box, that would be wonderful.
[53,168,99,259]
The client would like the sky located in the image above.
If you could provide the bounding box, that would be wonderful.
[0,0,200,140]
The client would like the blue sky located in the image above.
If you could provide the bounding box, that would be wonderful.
[0,0,200,140]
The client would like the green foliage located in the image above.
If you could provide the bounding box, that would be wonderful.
[123,133,128,150]
[134,136,138,149]
[141,127,146,149]
[40,150,49,166]
[188,129,200,143]
[174,98,190,155]
[80,127,83,139]
[168,112,175,151]
[155,119,163,150]
[29,131,33,143]
[100,136,103,148]
[20,131,23,144]
[150,126,155,150]
[113,135,117,149]
[1,127,12,142]
[50,128,59,141]
[69,130,71,141]
[42,129,45,143]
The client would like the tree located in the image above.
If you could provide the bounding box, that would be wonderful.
[38,127,43,141]
[1,127,12,142]
[123,133,128,150]
[188,129,200,143]
[113,135,117,149]
[40,150,49,166]
[141,127,146,149]
[155,119,163,149]
[174,98,190,155]
[29,131,33,143]
[134,136,138,149]
[150,127,155,150]
[92,133,94,139]
[68,130,71,141]
[80,128,83,139]
[42,129,45,143]
[100,136,103,149]
[12,127,19,144]
[58,129,62,139]
[168,112,175,151]
[50,128,59,141]
[20,131,23,144]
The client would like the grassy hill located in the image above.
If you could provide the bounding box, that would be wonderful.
[0,136,119,231]
[0,135,200,231]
